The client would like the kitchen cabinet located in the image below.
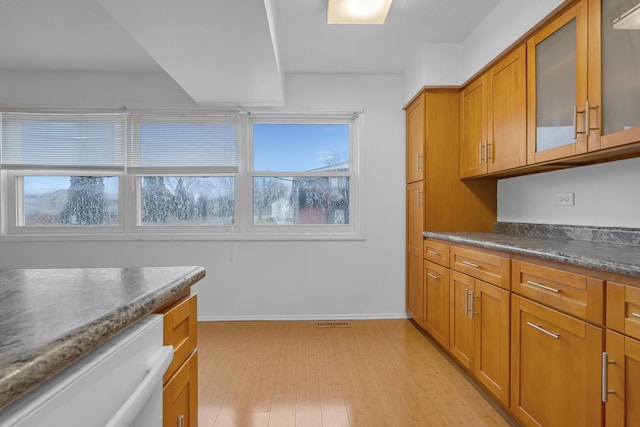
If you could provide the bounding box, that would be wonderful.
[449,270,510,406]
[407,181,425,328]
[162,294,198,427]
[406,92,425,183]
[512,260,604,324]
[604,330,640,427]
[511,258,604,426]
[511,294,603,426]
[406,181,425,327]
[587,0,640,151]
[424,260,450,349]
[404,90,496,327]
[528,0,640,165]
[604,280,640,426]
[460,44,527,178]
[527,1,589,164]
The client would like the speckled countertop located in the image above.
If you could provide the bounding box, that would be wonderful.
[423,222,640,279]
[0,266,206,410]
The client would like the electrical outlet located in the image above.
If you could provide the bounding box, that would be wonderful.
[556,192,575,206]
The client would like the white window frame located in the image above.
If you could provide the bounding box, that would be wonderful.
[246,113,363,238]
[5,170,126,235]
[0,110,365,241]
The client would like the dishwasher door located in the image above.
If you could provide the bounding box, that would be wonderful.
[0,314,172,427]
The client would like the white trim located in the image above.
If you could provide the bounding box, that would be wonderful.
[197,313,409,322]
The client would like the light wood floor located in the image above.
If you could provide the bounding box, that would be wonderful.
[198,320,518,427]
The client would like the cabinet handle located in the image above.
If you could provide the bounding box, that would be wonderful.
[417,189,422,207]
[465,289,470,316]
[585,100,600,133]
[526,321,559,339]
[177,415,184,427]
[526,280,560,293]
[486,142,493,161]
[470,291,478,319]
[427,272,439,280]
[417,153,423,171]
[574,104,587,139]
[602,352,617,403]
[461,260,480,269]
[631,312,640,319]
[426,249,439,256]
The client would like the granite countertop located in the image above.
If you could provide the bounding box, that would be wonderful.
[0,266,206,410]
[423,223,640,279]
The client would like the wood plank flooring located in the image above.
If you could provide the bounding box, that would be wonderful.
[198,320,518,427]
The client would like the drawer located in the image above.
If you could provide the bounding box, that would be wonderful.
[451,246,510,290]
[424,239,450,267]
[512,261,603,324]
[607,281,640,340]
[162,294,198,383]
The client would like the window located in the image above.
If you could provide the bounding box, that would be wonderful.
[250,118,357,232]
[1,113,125,232]
[127,114,239,230]
[0,110,361,239]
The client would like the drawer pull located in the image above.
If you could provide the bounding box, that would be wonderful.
[426,273,439,280]
[526,280,560,293]
[632,312,640,319]
[462,260,480,269]
[526,322,560,339]
[426,250,439,256]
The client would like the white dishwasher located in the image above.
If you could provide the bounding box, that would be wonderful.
[0,314,173,427]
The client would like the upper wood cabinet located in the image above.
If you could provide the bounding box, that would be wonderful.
[527,1,589,164]
[406,93,425,183]
[527,0,640,164]
[587,0,640,151]
[461,44,527,178]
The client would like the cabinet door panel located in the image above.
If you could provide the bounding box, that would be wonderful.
[164,350,198,427]
[425,260,450,349]
[449,271,475,370]
[407,251,425,328]
[488,44,527,172]
[406,94,425,183]
[527,2,588,164]
[511,295,602,427]
[476,281,510,406]
[588,0,640,150]
[605,330,640,427]
[460,76,488,178]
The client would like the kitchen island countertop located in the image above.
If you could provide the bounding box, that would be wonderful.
[0,266,206,410]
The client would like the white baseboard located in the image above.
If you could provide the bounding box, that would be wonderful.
[198,312,409,322]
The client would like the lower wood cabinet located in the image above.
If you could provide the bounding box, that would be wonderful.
[161,294,198,427]
[164,351,198,427]
[424,260,450,350]
[449,270,510,406]
[604,330,640,427]
[511,294,603,427]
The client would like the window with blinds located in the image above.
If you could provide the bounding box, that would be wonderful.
[126,114,239,174]
[1,112,126,170]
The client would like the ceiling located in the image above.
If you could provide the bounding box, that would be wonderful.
[0,0,501,107]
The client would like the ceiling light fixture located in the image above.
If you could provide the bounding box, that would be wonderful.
[612,3,640,29]
[327,0,393,25]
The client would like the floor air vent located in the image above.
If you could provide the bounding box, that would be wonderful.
[315,321,351,328]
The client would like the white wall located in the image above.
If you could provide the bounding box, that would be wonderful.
[0,73,407,321]
[498,157,640,228]
[402,0,565,105]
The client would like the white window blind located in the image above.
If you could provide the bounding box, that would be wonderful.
[1,112,126,170]
[127,114,240,174]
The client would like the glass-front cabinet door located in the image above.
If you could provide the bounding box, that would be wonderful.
[527,2,589,164]
[588,0,640,150]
